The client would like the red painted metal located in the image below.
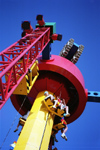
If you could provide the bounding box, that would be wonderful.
[11,55,88,124]
[0,27,50,109]
[36,15,45,26]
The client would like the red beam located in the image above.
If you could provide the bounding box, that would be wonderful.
[0,27,50,109]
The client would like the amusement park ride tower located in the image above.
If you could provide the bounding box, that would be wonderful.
[0,15,100,150]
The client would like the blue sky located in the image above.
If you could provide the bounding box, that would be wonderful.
[0,0,100,149]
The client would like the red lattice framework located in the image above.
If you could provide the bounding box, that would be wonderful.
[0,27,50,109]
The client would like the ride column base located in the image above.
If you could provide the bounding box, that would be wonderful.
[14,91,54,150]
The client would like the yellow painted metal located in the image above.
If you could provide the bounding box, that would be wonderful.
[13,61,39,95]
[13,76,28,95]
[28,70,32,86]
[28,72,39,92]
[53,123,65,131]
[14,91,54,150]
[25,74,30,94]
[31,60,39,76]
[28,60,39,86]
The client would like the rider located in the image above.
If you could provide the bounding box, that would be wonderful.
[52,97,70,117]
[61,116,68,141]
[60,99,70,117]
[14,111,30,135]
[44,91,55,102]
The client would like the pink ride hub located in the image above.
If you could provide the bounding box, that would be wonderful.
[11,54,88,124]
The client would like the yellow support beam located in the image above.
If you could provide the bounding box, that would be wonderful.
[14,91,54,150]
[13,60,39,95]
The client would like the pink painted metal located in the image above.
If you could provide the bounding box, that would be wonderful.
[11,55,88,124]
[0,27,50,109]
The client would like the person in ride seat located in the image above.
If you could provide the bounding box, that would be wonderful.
[60,99,70,117]
[61,116,68,141]
[14,111,30,134]
[52,97,70,117]
[53,115,68,141]
[52,96,61,108]
[44,91,55,102]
